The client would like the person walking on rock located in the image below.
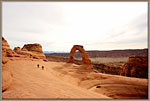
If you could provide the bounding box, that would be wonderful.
[37,64,39,68]
[42,66,44,70]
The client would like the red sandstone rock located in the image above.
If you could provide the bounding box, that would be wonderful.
[2,37,47,61]
[2,37,10,47]
[13,47,21,53]
[21,44,43,53]
[2,37,19,57]
[120,56,148,78]
[20,44,47,61]
[2,69,13,91]
[69,45,92,66]
[13,44,48,61]
[2,57,8,64]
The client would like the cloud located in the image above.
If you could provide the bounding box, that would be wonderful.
[2,2,148,51]
[103,13,147,45]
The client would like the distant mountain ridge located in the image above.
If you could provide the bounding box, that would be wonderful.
[44,51,69,54]
[45,48,148,58]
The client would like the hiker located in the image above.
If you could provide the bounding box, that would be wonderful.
[42,66,44,70]
[37,64,39,68]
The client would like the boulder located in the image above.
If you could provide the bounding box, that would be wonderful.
[13,47,21,53]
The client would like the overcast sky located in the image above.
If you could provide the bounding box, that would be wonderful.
[2,2,148,52]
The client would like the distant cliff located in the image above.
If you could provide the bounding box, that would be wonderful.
[45,49,148,58]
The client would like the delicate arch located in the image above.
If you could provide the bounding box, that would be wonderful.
[68,45,92,64]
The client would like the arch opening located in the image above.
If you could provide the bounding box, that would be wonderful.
[73,50,82,61]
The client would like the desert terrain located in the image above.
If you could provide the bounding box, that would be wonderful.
[2,37,148,99]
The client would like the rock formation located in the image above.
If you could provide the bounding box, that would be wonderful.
[21,44,43,53]
[120,56,148,78]
[21,44,47,61]
[13,47,21,53]
[2,37,14,91]
[2,37,47,61]
[2,37,19,57]
[69,45,92,65]
[2,37,10,47]
[13,44,48,61]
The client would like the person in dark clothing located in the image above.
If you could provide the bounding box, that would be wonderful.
[42,66,44,70]
[37,64,39,68]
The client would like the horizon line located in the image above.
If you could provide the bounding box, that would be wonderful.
[43,48,148,53]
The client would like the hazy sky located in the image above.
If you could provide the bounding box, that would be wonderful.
[2,2,148,52]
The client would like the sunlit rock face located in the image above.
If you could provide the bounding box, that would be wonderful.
[21,44,43,53]
[20,44,48,61]
[2,37,14,91]
[2,37,19,57]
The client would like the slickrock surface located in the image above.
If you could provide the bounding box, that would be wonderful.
[2,57,148,99]
[2,57,110,99]
[2,67,13,92]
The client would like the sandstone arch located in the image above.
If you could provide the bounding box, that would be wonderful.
[68,45,92,64]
